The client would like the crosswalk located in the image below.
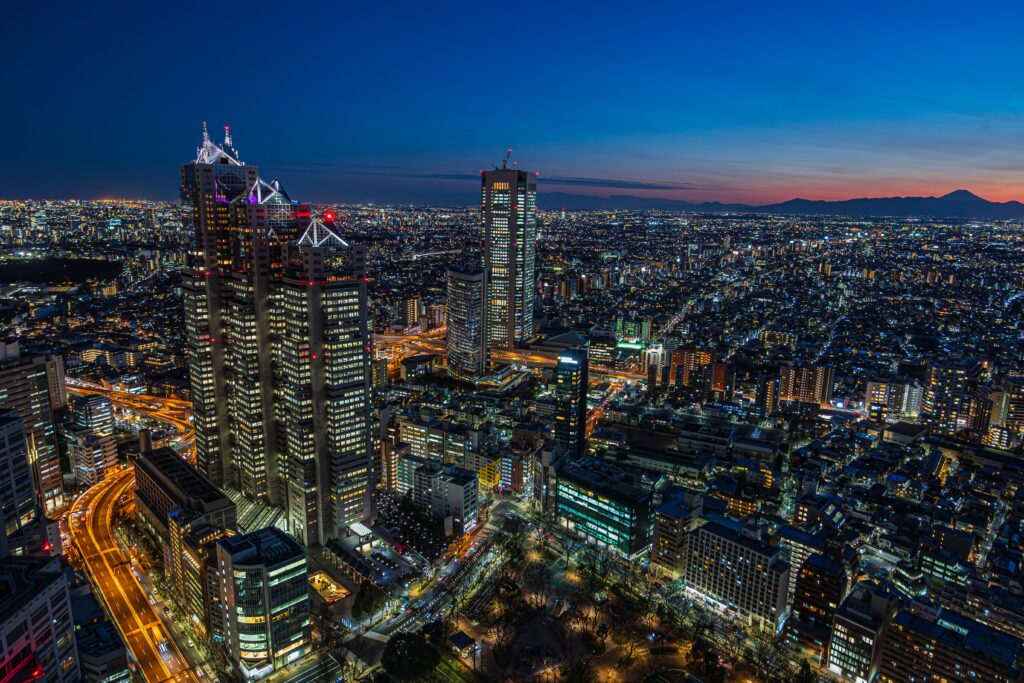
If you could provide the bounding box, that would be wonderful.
[361,630,390,643]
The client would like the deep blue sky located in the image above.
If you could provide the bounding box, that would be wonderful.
[5,1,1024,205]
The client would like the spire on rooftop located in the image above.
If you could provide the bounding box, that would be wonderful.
[297,218,349,248]
[195,121,243,166]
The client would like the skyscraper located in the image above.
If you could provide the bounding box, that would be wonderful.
[180,124,257,490]
[276,220,374,545]
[66,395,118,486]
[481,163,537,350]
[0,341,62,512]
[446,269,487,382]
[181,125,374,543]
[0,412,35,545]
[553,347,588,456]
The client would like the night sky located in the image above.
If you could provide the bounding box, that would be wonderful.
[5,1,1024,205]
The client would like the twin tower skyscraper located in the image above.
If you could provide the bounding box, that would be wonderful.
[180,125,373,547]
[181,128,539,547]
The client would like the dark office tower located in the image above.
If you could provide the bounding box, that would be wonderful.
[446,270,487,383]
[0,342,62,512]
[181,123,258,489]
[0,412,35,544]
[275,219,374,546]
[553,347,588,456]
[481,163,537,350]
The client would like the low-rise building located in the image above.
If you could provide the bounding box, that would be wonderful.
[825,583,897,683]
[75,620,129,683]
[878,605,1023,683]
[133,447,236,543]
[555,457,657,557]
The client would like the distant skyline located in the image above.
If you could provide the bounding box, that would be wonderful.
[4,2,1024,205]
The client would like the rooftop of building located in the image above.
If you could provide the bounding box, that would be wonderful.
[76,619,126,659]
[656,488,701,520]
[136,447,235,510]
[217,526,305,567]
[894,607,1023,667]
[802,552,846,577]
[834,583,896,631]
[695,520,785,563]
[775,524,827,550]
[559,457,654,506]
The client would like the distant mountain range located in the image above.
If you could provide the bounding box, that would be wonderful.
[538,189,1024,219]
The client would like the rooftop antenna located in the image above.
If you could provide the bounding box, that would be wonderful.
[202,120,209,144]
[224,125,232,148]
[501,148,513,170]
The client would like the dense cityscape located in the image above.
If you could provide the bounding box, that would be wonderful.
[0,119,1023,683]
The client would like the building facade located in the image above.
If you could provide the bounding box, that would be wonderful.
[0,343,63,512]
[216,527,311,680]
[825,584,896,683]
[553,348,588,457]
[555,458,654,557]
[133,447,237,545]
[779,363,834,407]
[0,412,36,545]
[446,269,487,382]
[276,223,374,546]
[878,606,1022,683]
[683,522,789,632]
[0,556,79,683]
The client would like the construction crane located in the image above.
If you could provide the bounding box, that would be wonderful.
[500,148,512,170]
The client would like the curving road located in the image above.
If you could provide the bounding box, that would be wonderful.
[66,382,195,460]
[69,470,201,683]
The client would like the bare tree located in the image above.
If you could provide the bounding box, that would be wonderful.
[748,628,792,683]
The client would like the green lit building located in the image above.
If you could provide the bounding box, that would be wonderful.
[554,457,655,557]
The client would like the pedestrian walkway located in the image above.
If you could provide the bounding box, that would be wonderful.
[362,630,390,643]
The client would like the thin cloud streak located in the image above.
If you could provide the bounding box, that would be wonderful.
[270,164,735,194]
